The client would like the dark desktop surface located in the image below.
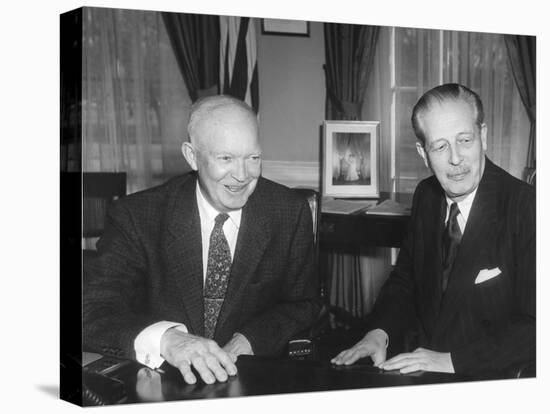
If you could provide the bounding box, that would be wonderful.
[320,192,413,251]
[81,329,472,406]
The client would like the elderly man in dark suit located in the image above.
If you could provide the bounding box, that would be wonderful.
[84,95,319,385]
[332,83,535,377]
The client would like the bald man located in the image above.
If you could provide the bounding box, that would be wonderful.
[83,95,320,385]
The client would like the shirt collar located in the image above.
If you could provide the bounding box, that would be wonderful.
[445,185,478,222]
[195,182,242,229]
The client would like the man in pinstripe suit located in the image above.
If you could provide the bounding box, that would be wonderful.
[84,96,319,385]
[332,83,535,377]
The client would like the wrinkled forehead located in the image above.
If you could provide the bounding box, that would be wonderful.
[194,105,259,149]
[418,99,478,137]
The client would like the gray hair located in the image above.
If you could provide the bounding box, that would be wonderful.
[411,83,484,145]
[187,95,257,145]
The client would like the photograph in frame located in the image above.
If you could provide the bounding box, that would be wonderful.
[323,120,379,198]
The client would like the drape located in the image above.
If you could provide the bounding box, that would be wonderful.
[442,31,530,179]
[161,12,220,101]
[504,35,536,181]
[324,23,380,120]
[82,8,192,194]
[323,23,380,322]
[219,16,259,113]
[61,10,82,172]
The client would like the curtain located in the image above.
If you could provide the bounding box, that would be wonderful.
[219,16,259,113]
[161,12,220,101]
[324,23,380,120]
[442,31,530,180]
[61,10,82,172]
[323,23,380,323]
[82,8,192,194]
[504,35,536,181]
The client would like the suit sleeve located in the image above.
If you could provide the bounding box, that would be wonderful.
[451,186,536,376]
[83,201,157,360]
[236,199,321,355]
[364,186,422,351]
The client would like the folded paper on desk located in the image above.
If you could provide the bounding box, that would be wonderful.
[322,197,378,214]
[366,199,411,216]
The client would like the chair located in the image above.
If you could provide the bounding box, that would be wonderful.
[83,172,127,249]
[526,169,536,186]
[287,188,332,358]
[291,188,323,297]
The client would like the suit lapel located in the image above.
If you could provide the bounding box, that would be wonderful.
[215,182,272,335]
[163,175,205,336]
[423,190,446,324]
[416,181,446,335]
[432,159,500,339]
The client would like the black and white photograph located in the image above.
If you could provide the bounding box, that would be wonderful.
[324,120,379,197]
[61,3,537,408]
[334,132,369,185]
[27,0,545,413]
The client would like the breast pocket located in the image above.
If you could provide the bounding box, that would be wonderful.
[473,267,513,321]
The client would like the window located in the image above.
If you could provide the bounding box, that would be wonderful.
[82,8,192,194]
[382,26,529,194]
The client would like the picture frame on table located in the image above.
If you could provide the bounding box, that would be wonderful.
[323,120,379,198]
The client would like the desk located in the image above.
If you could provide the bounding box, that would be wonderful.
[82,354,464,405]
[320,193,413,252]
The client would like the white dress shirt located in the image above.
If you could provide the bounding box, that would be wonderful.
[134,183,242,368]
[444,186,478,234]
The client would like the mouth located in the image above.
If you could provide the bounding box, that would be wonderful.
[447,170,469,181]
[224,184,249,193]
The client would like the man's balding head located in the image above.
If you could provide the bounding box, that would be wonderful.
[182,95,262,212]
[188,95,258,149]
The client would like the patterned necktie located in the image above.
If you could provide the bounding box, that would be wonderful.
[442,202,462,292]
[204,213,232,339]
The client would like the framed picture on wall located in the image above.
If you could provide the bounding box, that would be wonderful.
[323,120,379,198]
[261,18,310,36]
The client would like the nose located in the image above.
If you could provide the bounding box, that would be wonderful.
[448,142,463,166]
[231,159,247,182]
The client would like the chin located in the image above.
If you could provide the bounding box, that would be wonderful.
[446,185,473,200]
[219,195,249,211]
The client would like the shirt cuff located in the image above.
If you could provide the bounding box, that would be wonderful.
[367,328,389,349]
[233,332,254,355]
[134,321,187,368]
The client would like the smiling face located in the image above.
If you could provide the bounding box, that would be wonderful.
[416,99,487,202]
[182,104,261,212]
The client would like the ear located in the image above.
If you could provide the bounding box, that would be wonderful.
[416,141,429,168]
[181,142,198,171]
[480,123,488,151]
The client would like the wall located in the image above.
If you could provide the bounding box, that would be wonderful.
[256,20,325,188]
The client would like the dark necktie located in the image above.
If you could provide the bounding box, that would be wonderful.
[204,213,232,339]
[442,202,462,292]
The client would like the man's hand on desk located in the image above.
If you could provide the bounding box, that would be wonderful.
[160,328,237,385]
[223,333,254,362]
[331,329,388,366]
[379,348,454,374]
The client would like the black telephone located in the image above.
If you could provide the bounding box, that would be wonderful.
[62,351,128,406]
[82,353,129,405]
[82,371,126,406]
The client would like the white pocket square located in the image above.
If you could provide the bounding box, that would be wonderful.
[475,267,502,284]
